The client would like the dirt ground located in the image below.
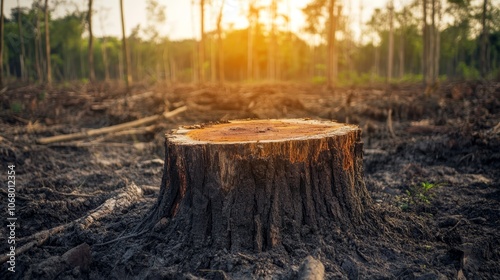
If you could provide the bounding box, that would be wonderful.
[0,81,499,279]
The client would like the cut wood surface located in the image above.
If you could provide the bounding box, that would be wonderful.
[139,119,371,252]
[36,106,187,145]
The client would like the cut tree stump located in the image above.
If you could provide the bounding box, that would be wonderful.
[139,119,371,252]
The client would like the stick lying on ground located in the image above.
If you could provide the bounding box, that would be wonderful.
[0,182,143,265]
[36,106,187,145]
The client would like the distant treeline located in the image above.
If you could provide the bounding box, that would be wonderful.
[1,0,499,85]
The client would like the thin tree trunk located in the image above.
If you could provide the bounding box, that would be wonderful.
[429,0,435,85]
[17,0,26,82]
[101,41,110,82]
[480,0,488,77]
[399,31,404,78]
[268,0,277,82]
[44,0,52,85]
[333,5,341,85]
[210,34,215,83]
[327,0,335,88]
[120,0,132,88]
[387,2,394,84]
[0,0,4,87]
[35,4,42,82]
[247,3,253,81]
[199,0,205,84]
[118,51,123,81]
[422,0,428,87]
[88,0,95,82]
[433,0,441,84]
[217,0,225,85]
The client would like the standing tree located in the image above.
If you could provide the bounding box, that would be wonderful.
[327,0,335,88]
[17,0,26,82]
[247,1,259,81]
[387,1,394,84]
[0,0,3,87]
[98,8,111,82]
[120,0,132,87]
[88,0,95,82]
[480,0,488,77]
[44,0,52,85]
[216,0,225,84]
[423,0,428,87]
[199,0,206,84]
[268,0,278,81]
[34,1,43,82]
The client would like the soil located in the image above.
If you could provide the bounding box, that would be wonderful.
[0,81,499,279]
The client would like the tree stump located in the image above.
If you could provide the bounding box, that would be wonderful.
[141,119,371,252]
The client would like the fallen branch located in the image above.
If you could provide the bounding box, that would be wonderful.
[0,182,143,265]
[36,106,187,145]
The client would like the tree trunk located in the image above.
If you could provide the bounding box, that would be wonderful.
[422,0,428,87]
[101,41,110,82]
[0,0,3,87]
[480,0,488,78]
[387,2,394,84]
[44,0,52,85]
[88,0,95,82]
[268,0,277,82]
[35,4,42,82]
[120,0,132,88]
[217,0,225,85]
[17,0,26,82]
[429,0,435,85]
[433,0,441,85]
[138,119,371,252]
[327,0,335,88]
[199,0,205,84]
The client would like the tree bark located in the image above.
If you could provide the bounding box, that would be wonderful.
[422,0,428,87]
[217,0,225,85]
[327,0,335,89]
[120,0,132,88]
[138,119,371,252]
[480,0,488,78]
[17,0,26,82]
[0,0,4,87]
[35,4,43,82]
[44,0,52,86]
[88,0,95,82]
[387,2,394,84]
[199,0,205,84]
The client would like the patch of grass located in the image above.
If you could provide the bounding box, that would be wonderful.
[10,101,23,113]
[400,181,444,211]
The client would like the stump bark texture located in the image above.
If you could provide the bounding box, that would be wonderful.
[142,119,371,252]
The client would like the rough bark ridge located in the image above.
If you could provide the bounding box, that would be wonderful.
[140,120,371,253]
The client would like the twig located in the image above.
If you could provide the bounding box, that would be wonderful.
[0,182,143,265]
[387,108,396,138]
[93,230,149,246]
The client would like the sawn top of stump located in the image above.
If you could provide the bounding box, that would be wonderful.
[169,119,358,144]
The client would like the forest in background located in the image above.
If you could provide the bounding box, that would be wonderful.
[0,0,499,88]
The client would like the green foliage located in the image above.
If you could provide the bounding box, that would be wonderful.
[400,182,444,211]
[10,101,23,113]
[457,62,480,80]
[2,0,500,84]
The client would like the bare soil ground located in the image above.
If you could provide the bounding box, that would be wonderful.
[0,81,499,279]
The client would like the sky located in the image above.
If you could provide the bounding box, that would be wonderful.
[5,0,401,41]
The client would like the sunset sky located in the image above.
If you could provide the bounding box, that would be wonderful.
[6,0,402,41]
